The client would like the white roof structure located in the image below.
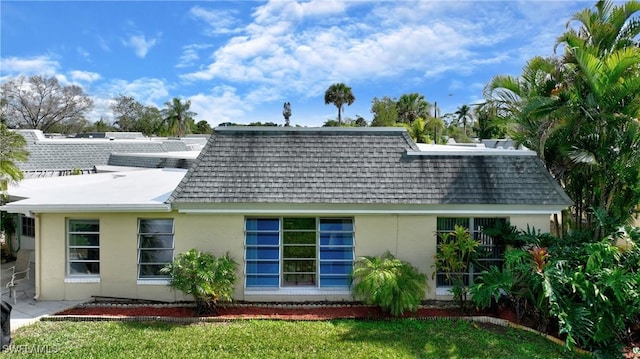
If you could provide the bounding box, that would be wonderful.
[2,168,187,214]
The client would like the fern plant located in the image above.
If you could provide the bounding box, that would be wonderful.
[351,251,427,316]
[161,249,238,315]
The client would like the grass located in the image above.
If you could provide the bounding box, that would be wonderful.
[3,319,583,358]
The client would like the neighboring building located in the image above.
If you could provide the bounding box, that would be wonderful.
[14,129,204,177]
[1,127,572,302]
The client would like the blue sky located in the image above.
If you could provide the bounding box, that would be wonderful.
[1,1,592,128]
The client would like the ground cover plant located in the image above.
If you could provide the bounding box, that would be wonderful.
[3,319,581,358]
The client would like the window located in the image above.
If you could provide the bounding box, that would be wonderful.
[67,219,100,276]
[21,216,35,237]
[138,219,174,279]
[245,218,354,288]
[435,217,507,287]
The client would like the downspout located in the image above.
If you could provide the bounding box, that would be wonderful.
[34,212,40,300]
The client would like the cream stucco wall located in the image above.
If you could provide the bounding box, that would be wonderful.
[35,211,555,302]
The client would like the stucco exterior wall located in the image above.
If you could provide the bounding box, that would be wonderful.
[35,211,555,302]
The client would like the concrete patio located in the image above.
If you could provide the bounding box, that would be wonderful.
[1,261,85,332]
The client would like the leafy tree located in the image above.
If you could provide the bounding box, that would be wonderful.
[136,106,164,136]
[162,98,196,137]
[93,118,116,132]
[396,93,429,125]
[111,95,144,132]
[161,249,237,315]
[0,75,93,132]
[370,96,398,126]
[324,83,355,126]
[193,120,213,134]
[351,251,427,316]
[354,115,368,127]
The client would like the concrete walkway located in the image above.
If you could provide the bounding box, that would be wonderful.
[2,262,85,332]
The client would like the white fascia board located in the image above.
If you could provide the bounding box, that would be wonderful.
[406,149,537,156]
[1,203,172,214]
[177,205,567,216]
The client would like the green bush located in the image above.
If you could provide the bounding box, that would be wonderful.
[470,225,640,356]
[351,251,427,316]
[161,249,238,315]
[433,225,479,311]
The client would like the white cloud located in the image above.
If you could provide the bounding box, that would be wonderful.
[189,6,241,35]
[69,70,101,83]
[0,56,60,79]
[122,33,159,58]
[188,86,248,126]
[176,43,214,69]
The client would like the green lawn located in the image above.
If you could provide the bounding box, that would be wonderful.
[3,319,582,358]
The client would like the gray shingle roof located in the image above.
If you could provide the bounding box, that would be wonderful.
[168,127,572,206]
[15,130,190,172]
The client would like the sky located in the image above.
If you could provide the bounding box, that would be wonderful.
[1,0,594,128]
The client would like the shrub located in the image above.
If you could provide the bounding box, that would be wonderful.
[432,225,479,311]
[161,249,238,315]
[351,251,427,316]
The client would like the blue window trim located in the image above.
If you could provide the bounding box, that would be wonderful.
[244,217,354,289]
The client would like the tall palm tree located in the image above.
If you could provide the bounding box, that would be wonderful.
[162,98,196,137]
[454,105,474,136]
[0,123,29,192]
[396,93,429,125]
[324,83,355,126]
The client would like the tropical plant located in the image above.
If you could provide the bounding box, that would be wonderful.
[453,104,474,136]
[471,225,640,356]
[396,93,429,125]
[0,123,29,192]
[402,117,429,143]
[161,249,237,315]
[433,225,479,311]
[324,83,355,126]
[162,97,196,137]
[351,251,427,316]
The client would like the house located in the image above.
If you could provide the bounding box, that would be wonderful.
[1,127,572,302]
[3,129,202,261]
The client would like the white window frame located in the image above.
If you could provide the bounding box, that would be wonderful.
[66,219,100,278]
[137,218,174,280]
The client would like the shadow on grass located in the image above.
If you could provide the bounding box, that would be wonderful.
[336,319,579,359]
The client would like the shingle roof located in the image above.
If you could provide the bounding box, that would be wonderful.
[15,130,190,172]
[168,127,572,206]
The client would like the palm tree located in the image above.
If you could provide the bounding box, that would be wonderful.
[162,98,196,137]
[0,123,29,192]
[324,83,355,126]
[403,117,429,143]
[397,93,429,125]
[454,105,474,136]
[556,0,640,58]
